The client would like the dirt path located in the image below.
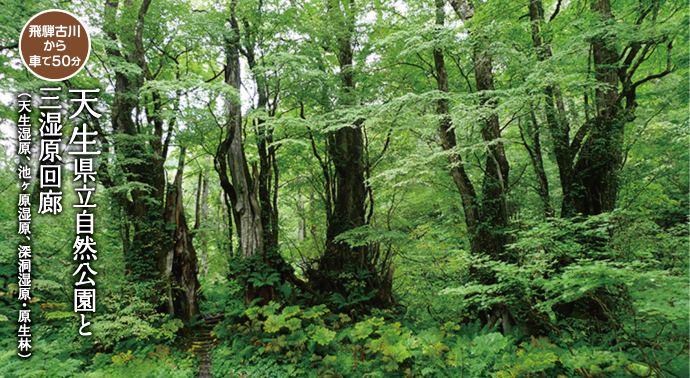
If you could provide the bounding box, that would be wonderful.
[194,313,223,378]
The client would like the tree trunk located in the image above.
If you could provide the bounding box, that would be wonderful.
[445,0,510,260]
[433,0,481,256]
[163,147,200,321]
[104,0,166,282]
[444,0,514,333]
[529,0,664,217]
[213,1,274,305]
[247,62,280,253]
[473,37,511,260]
[103,0,201,321]
[311,0,393,308]
[519,111,554,218]
[222,14,264,259]
[569,0,623,216]
[194,160,210,276]
[298,193,306,241]
[528,0,580,218]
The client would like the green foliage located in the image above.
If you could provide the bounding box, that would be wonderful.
[248,271,282,288]
[213,300,602,377]
[441,211,689,377]
[213,212,687,377]
[85,344,195,378]
[0,338,84,378]
[89,283,167,350]
[0,0,686,376]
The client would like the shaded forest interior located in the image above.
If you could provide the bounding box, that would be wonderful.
[0,0,688,377]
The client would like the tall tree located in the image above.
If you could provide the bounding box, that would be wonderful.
[194,158,211,276]
[432,0,481,256]
[434,0,510,261]
[218,0,265,260]
[428,0,514,331]
[214,0,281,305]
[102,0,199,320]
[239,4,281,253]
[103,0,166,281]
[528,0,679,217]
[307,0,393,307]
[163,147,200,321]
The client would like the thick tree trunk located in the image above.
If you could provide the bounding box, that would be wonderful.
[530,0,650,217]
[444,0,514,332]
[247,64,280,253]
[163,148,200,321]
[104,0,166,282]
[214,3,274,305]
[321,51,371,292]
[445,0,510,260]
[324,31,367,268]
[222,18,264,259]
[312,0,393,308]
[569,0,623,216]
[103,0,202,321]
[473,38,511,259]
[235,3,297,287]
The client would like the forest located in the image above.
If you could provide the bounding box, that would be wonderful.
[0,0,688,377]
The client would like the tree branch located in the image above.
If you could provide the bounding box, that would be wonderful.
[632,42,674,89]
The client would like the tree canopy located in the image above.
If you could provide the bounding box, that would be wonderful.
[0,0,688,376]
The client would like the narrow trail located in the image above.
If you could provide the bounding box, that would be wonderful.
[194,313,223,378]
